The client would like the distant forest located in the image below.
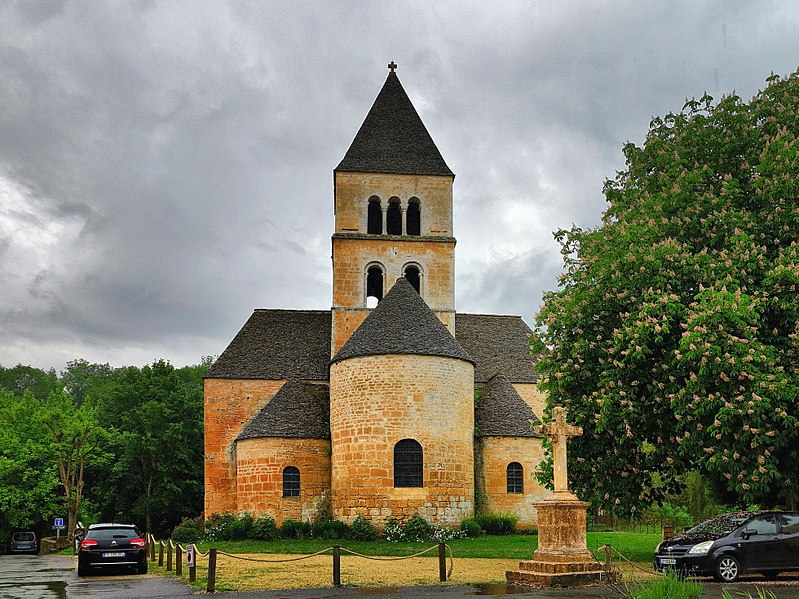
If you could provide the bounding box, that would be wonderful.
[0,358,210,545]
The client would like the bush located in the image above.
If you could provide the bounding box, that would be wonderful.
[227,513,254,540]
[474,512,518,535]
[279,518,311,539]
[404,513,432,541]
[171,515,205,543]
[251,514,277,541]
[383,517,405,542]
[205,512,238,541]
[349,515,377,541]
[459,518,483,538]
[311,519,350,540]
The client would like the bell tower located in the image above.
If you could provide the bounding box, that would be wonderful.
[331,63,456,355]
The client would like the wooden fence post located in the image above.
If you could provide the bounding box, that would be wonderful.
[158,541,164,566]
[166,542,173,571]
[176,545,182,576]
[603,545,613,573]
[207,548,217,593]
[332,545,341,587]
[438,542,447,582]
[149,534,155,561]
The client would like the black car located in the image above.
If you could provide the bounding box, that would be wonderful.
[654,510,799,582]
[77,523,147,576]
[9,531,38,554]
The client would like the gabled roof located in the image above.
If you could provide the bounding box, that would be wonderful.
[331,278,473,365]
[237,381,330,440]
[206,310,331,380]
[475,373,539,437]
[455,314,537,384]
[335,71,453,177]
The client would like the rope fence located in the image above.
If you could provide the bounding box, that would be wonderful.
[146,533,453,593]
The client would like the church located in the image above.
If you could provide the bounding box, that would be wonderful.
[204,64,549,528]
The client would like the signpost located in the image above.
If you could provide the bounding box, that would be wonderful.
[53,517,65,541]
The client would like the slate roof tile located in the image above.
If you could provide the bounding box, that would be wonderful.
[454,313,537,383]
[237,381,330,440]
[206,310,331,380]
[475,373,540,437]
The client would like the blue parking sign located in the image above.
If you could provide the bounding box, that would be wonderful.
[54,518,64,528]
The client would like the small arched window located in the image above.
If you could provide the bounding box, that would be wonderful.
[283,466,300,497]
[386,197,402,235]
[367,196,382,234]
[507,462,523,494]
[366,265,384,307]
[394,439,423,488]
[404,265,421,294]
[406,198,420,236]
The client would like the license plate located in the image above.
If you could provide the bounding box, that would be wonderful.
[660,558,677,565]
[102,552,126,558]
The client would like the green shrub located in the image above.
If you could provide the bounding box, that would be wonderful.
[474,512,518,535]
[403,513,432,541]
[311,519,350,540]
[383,517,405,542]
[251,514,277,541]
[171,515,205,543]
[227,513,254,540]
[349,515,377,541]
[279,518,311,539]
[205,512,238,541]
[626,571,702,599]
[459,518,483,538]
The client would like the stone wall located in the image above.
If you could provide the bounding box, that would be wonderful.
[475,436,549,526]
[204,378,284,515]
[236,437,331,524]
[513,383,548,420]
[329,354,474,527]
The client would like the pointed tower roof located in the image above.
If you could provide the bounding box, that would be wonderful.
[335,65,453,177]
[331,278,473,364]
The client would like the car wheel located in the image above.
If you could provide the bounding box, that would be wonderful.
[138,560,148,575]
[77,561,90,577]
[762,571,780,579]
[714,555,742,582]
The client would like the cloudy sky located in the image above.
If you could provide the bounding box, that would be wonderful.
[1,1,797,372]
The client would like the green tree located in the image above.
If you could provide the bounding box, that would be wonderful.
[0,391,61,543]
[93,360,205,534]
[39,390,106,537]
[533,70,799,514]
[0,364,59,400]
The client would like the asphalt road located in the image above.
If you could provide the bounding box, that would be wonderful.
[2,554,799,598]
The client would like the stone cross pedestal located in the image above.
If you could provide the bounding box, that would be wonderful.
[506,406,606,587]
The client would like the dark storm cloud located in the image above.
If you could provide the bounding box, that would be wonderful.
[1,0,797,369]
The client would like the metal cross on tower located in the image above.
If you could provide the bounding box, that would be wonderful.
[534,406,583,494]
[388,61,397,72]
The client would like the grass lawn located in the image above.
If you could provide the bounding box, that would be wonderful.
[190,531,660,564]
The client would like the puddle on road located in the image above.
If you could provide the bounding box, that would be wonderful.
[0,580,67,599]
[470,583,539,595]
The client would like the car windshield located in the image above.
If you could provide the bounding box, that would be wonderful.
[87,529,136,539]
[14,532,35,541]
[687,513,751,536]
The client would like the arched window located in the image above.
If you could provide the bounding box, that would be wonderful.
[406,198,420,236]
[394,439,423,488]
[404,265,421,294]
[507,462,523,494]
[283,466,300,497]
[367,196,382,234]
[386,197,402,235]
[366,265,384,307]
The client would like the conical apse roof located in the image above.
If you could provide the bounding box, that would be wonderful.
[331,278,472,364]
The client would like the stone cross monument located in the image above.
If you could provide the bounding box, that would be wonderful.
[534,406,582,496]
[506,406,605,587]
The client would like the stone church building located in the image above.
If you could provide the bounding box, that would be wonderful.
[204,65,548,528]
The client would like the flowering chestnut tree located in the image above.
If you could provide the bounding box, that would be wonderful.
[533,71,799,514]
